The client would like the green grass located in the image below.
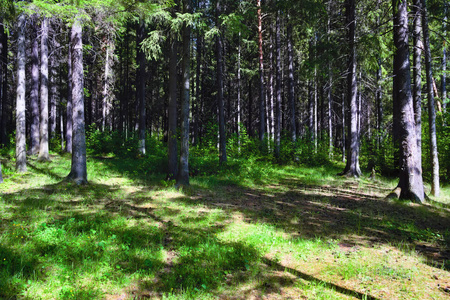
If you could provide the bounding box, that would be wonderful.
[1,153,450,299]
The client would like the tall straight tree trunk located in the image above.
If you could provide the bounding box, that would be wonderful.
[391,0,424,202]
[443,3,448,111]
[0,20,4,146]
[16,14,27,172]
[287,17,296,143]
[413,0,422,176]
[50,25,58,140]
[274,11,282,158]
[342,93,346,162]
[194,33,202,146]
[0,21,6,146]
[342,0,361,177]
[38,18,50,161]
[269,28,274,142]
[217,0,227,164]
[31,21,40,155]
[168,32,178,179]
[422,0,440,197]
[67,19,87,185]
[66,29,73,153]
[137,18,146,155]
[327,3,332,157]
[178,0,191,185]
[257,0,265,143]
[237,32,241,150]
[102,41,111,132]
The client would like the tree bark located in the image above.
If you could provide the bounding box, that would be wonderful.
[287,17,296,143]
[66,28,73,153]
[341,0,361,177]
[274,11,282,158]
[421,0,440,197]
[30,20,40,155]
[168,32,178,179]
[38,18,50,161]
[257,0,265,144]
[413,0,423,177]
[0,21,6,146]
[391,0,424,202]
[16,14,27,172]
[178,0,191,185]
[67,19,87,185]
[137,17,146,155]
[217,0,227,164]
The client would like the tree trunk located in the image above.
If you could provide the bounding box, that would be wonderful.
[168,32,178,179]
[38,18,50,161]
[342,0,361,177]
[287,17,296,143]
[443,3,448,111]
[274,11,282,158]
[217,0,227,164]
[413,0,423,176]
[178,0,191,185]
[30,20,40,155]
[137,18,146,155]
[67,19,88,185]
[391,0,424,202]
[194,33,202,146]
[237,31,241,150]
[50,25,58,140]
[0,21,6,146]
[66,29,73,153]
[16,14,27,172]
[422,0,440,197]
[257,0,265,144]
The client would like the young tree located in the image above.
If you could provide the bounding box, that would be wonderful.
[391,0,424,202]
[16,13,27,172]
[66,18,87,184]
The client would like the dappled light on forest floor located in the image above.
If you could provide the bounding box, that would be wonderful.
[1,155,450,299]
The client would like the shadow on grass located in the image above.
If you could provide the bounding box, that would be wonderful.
[2,155,450,299]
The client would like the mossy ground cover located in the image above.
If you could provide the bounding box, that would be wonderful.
[1,154,450,299]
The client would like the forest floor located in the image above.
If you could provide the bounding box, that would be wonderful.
[1,154,450,299]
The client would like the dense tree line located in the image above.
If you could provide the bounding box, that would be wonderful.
[0,0,448,201]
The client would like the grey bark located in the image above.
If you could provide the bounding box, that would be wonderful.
[38,18,50,161]
[0,21,6,146]
[257,0,265,143]
[413,0,422,175]
[274,11,282,158]
[168,33,178,179]
[67,19,87,185]
[391,0,425,202]
[178,0,191,185]
[422,0,440,197]
[16,14,27,172]
[217,0,227,164]
[30,20,40,155]
[342,0,361,177]
[66,29,73,153]
[287,17,296,143]
[137,18,146,155]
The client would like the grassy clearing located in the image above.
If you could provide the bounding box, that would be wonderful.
[1,154,450,299]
